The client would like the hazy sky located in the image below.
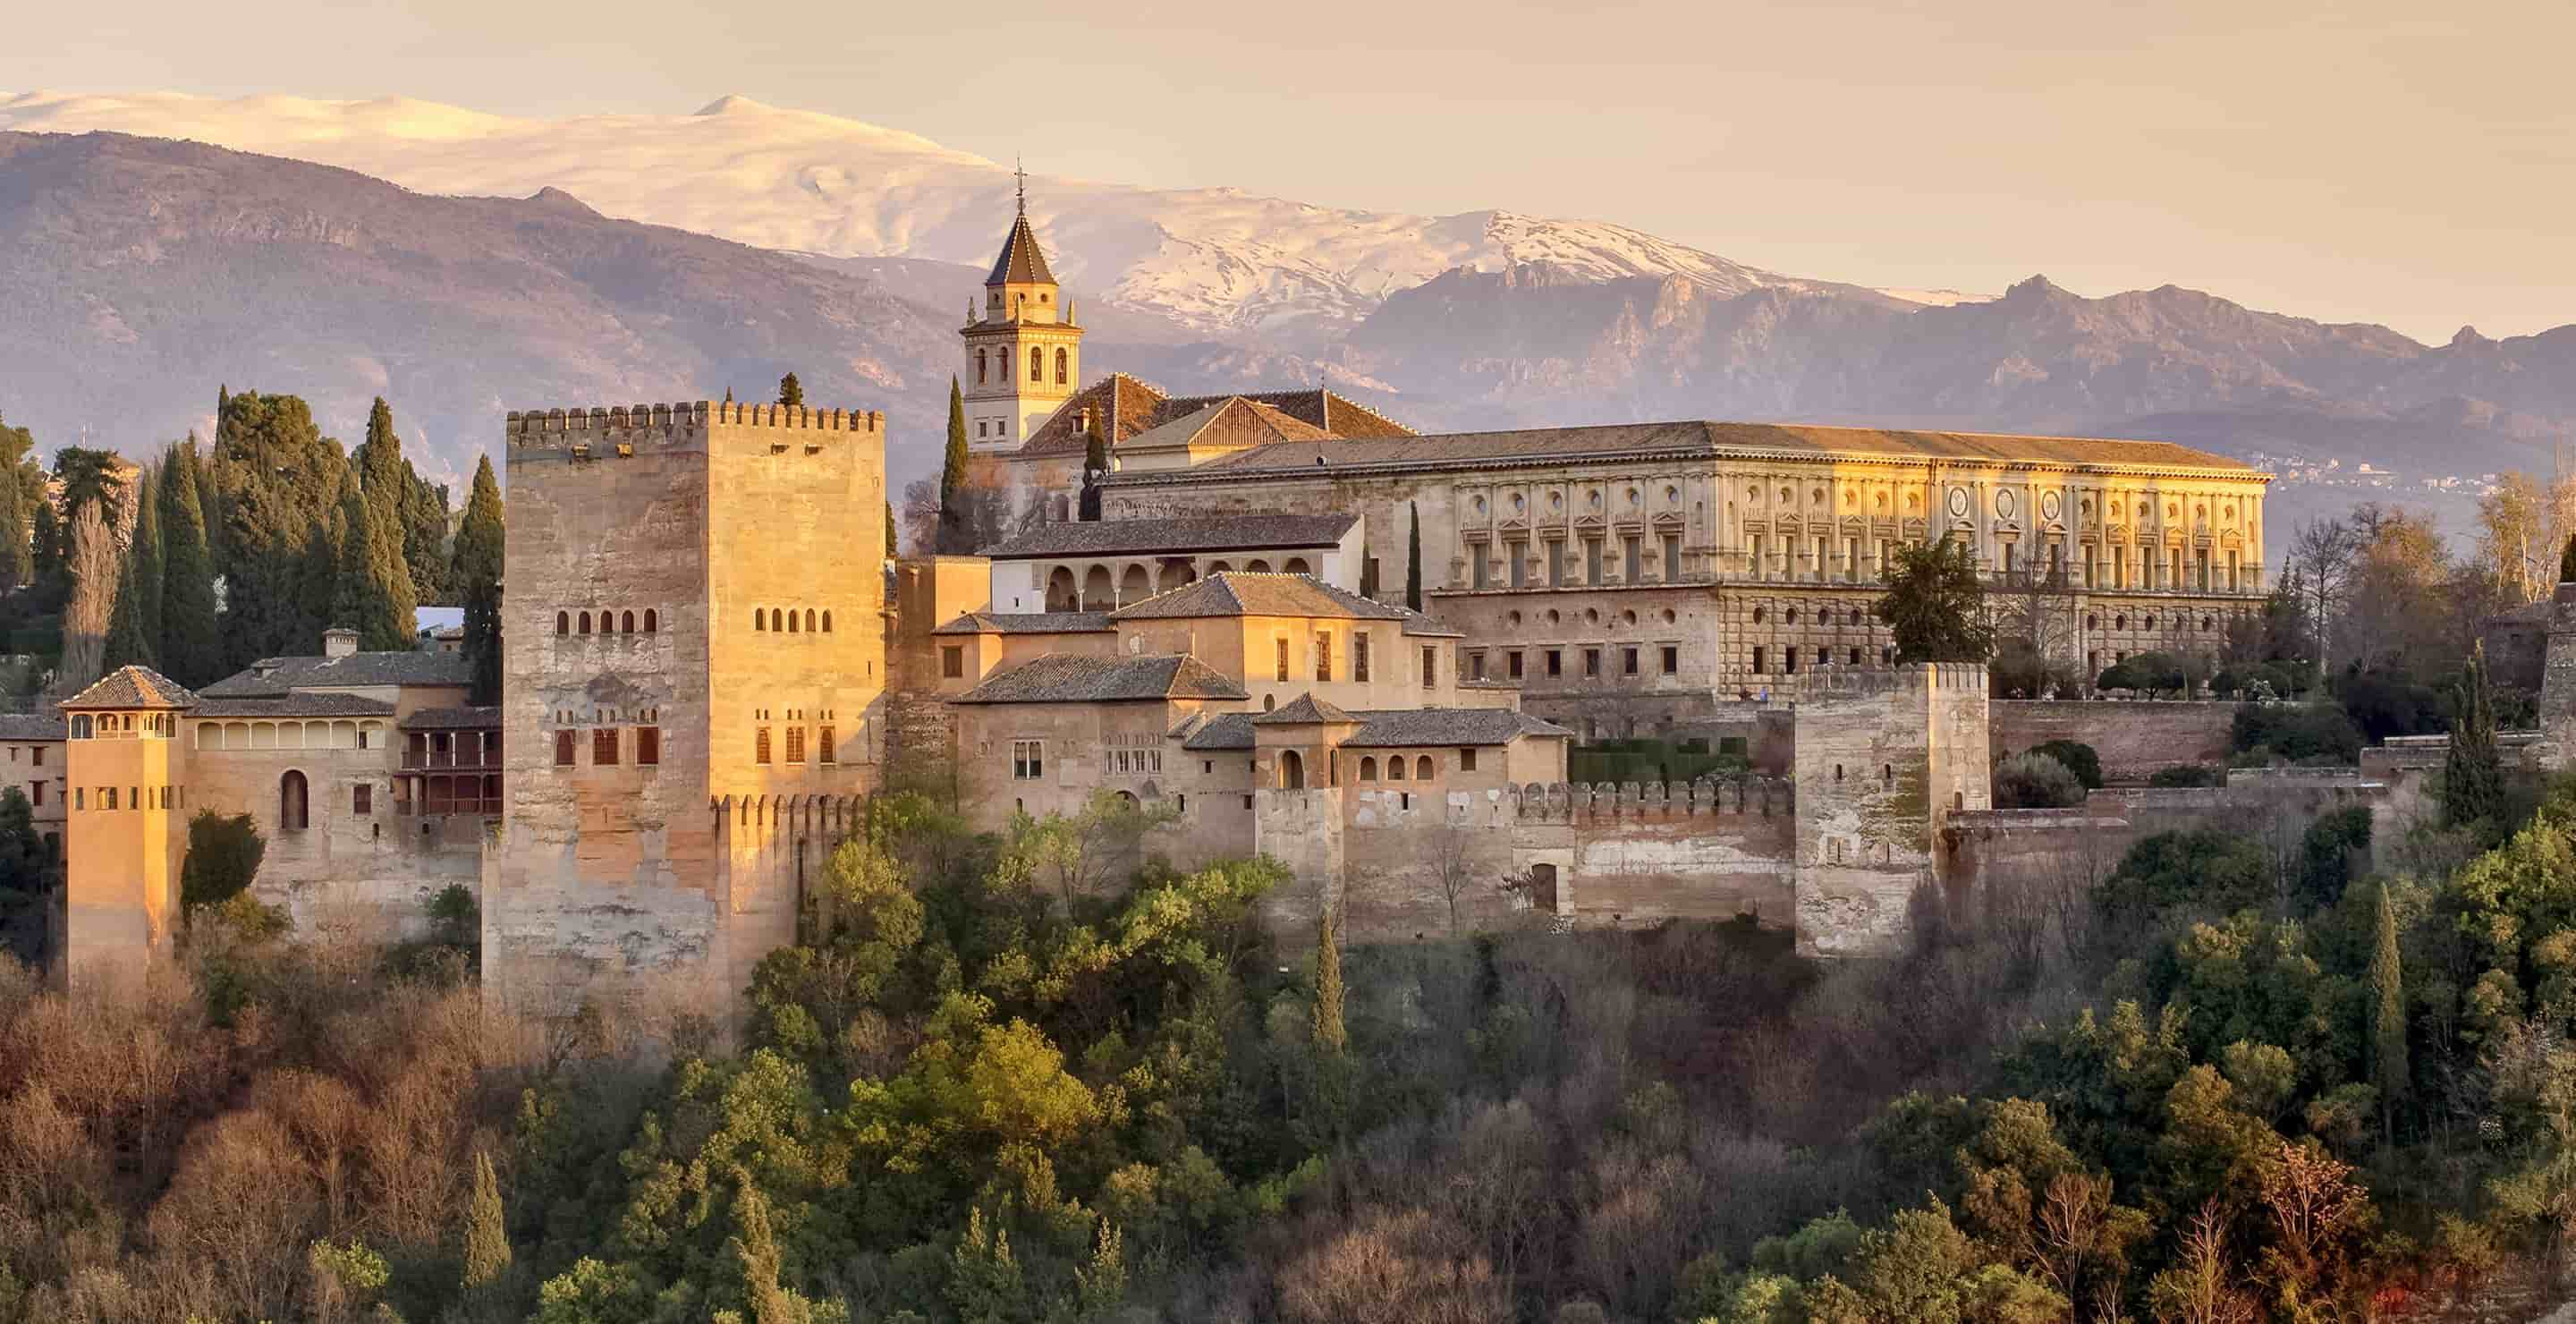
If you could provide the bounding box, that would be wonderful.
[9,0,2569,343]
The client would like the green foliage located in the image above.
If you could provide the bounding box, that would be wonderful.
[463,1150,512,1289]
[100,531,151,673]
[1566,737,1749,786]
[2096,649,2191,696]
[452,454,505,705]
[2446,641,2505,829]
[27,494,63,608]
[156,439,224,686]
[2331,665,2449,743]
[776,372,804,407]
[1992,752,2084,809]
[939,377,972,555]
[131,466,164,660]
[2297,805,2373,909]
[0,412,30,592]
[2146,763,2224,788]
[52,446,126,530]
[179,810,266,912]
[2089,829,2271,955]
[210,390,351,667]
[335,470,416,651]
[1311,904,1345,1055]
[2230,700,2364,765]
[2368,883,2408,1138]
[2025,740,2101,790]
[1874,537,1993,664]
[1405,501,1422,611]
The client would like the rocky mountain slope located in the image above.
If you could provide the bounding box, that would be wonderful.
[0,131,959,488]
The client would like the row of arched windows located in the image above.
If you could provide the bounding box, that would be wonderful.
[556,609,659,636]
[754,608,834,633]
[69,712,178,739]
[1355,755,1439,784]
[971,345,1071,386]
[75,783,183,812]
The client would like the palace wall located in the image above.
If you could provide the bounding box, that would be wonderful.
[1989,700,2236,782]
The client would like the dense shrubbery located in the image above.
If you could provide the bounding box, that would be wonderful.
[2097,650,2196,697]
[16,768,2576,1320]
[2232,700,2367,765]
[1993,752,2086,809]
[2026,740,2102,790]
[2147,762,2226,788]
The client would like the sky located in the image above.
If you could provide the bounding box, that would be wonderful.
[7,0,2570,344]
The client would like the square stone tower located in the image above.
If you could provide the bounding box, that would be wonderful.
[488,401,890,1011]
[1792,663,1990,956]
[961,202,1083,452]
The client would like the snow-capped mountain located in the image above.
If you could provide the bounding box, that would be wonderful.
[0,89,1907,339]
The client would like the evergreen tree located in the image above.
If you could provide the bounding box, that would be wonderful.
[157,439,223,687]
[400,471,450,604]
[1311,903,1346,1055]
[1078,412,1108,522]
[335,473,414,651]
[938,377,972,554]
[1359,544,1378,599]
[52,448,125,530]
[885,501,897,557]
[453,455,505,706]
[0,459,24,595]
[2369,882,2409,1142]
[2444,641,2503,829]
[211,391,351,666]
[1875,536,1996,663]
[462,1150,512,1290]
[101,539,149,673]
[355,396,449,603]
[28,496,63,607]
[0,787,47,903]
[130,467,163,658]
[776,373,804,407]
[1405,502,1423,611]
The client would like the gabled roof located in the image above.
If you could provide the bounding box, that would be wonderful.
[199,650,474,698]
[980,515,1355,560]
[1252,692,1356,726]
[931,611,1115,636]
[1017,376,1414,457]
[0,712,67,741]
[60,666,197,711]
[1109,572,1413,623]
[987,210,1056,286]
[1117,398,1333,455]
[193,693,399,719]
[952,653,1250,704]
[1147,420,2260,477]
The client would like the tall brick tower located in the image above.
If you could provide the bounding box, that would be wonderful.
[487,401,891,1011]
[961,172,1082,453]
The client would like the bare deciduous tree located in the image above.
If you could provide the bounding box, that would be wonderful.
[56,502,116,693]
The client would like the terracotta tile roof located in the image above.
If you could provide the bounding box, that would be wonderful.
[1148,420,2261,477]
[952,654,1250,704]
[1020,374,1171,456]
[400,705,504,730]
[1182,708,1569,750]
[1157,388,1416,439]
[931,611,1116,635]
[1109,572,1415,623]
[0,712,66,741]
[1116,398,1335,456]
[60,666,197,710]
[1252,692,1357,725]
[1018,379,1416,458]
[980,515,1355,559]
[987,209,1056,285]
[199,650,474,698]
[193,693,400,719]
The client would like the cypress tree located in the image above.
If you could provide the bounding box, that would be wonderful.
[2369,882,2409,1142]
[453,455,505,706]
[462,1150,512,1290]
[131,467,163,657]
[101,539,149,673]
[2444,641,2502,829]
[1359,544,1378,599]
[1311,903,1346,1055]
[211,392,351,666]
[886,500,897,556]
[1079,412,1108,522]
[400,472,450,604]
[1405,501,1423,611]
[336,472,414,651]
[939,377,971,553]
[775,372,803,407]
[29,496,63,607]
[0,459,24,594]
[157,439,222,687]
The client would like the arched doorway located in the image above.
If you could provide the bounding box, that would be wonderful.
[1283,556,1311,575]
[1279,751,1305,789]
[279,770,309,831]
[1046,566,1079,611]
[1156,561,1196,592]
[1081,565,1114,610]
[1119,564,1150,604]
[1526,862,1559,911]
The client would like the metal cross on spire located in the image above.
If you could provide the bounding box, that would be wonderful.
[1014,157,1028,214]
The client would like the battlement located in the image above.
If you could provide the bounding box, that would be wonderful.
[1798,662,1989,699]
[1506,776,1794,823]
[504,401,886,445]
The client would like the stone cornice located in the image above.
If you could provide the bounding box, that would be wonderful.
[1102,444,2272,488]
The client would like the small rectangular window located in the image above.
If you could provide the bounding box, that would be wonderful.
[30,746,41,767]
[756,726,772,765]
[637,726,661,766]
[28,783,40,807]
[818,726,835,764]
[1584,648,1602,678]
[555,730,576,767]
[1354,632,1371,683]
[1461,748,1478,772]
[1469,651,1486,681]
[1752,646,1767,675]
[104,786,117,811]
[1276,636,1291,682]
[1508,651,1524,679]
[594,728,620,766]
[786,726,806,764]
[1662,645,1679,675]
[1315,631,1333,683]
[1013,739,1044,781]
[942,646,964,678]
[1546,649,1562,678]
[352,784,372,816]
[1623,647,1640,676]
[73,788,82,810]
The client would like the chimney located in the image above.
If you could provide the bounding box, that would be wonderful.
[322,627,360,659]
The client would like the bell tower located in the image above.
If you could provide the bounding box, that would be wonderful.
[962,166,1083,453]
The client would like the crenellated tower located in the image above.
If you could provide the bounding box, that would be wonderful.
[962,172,1083,453]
